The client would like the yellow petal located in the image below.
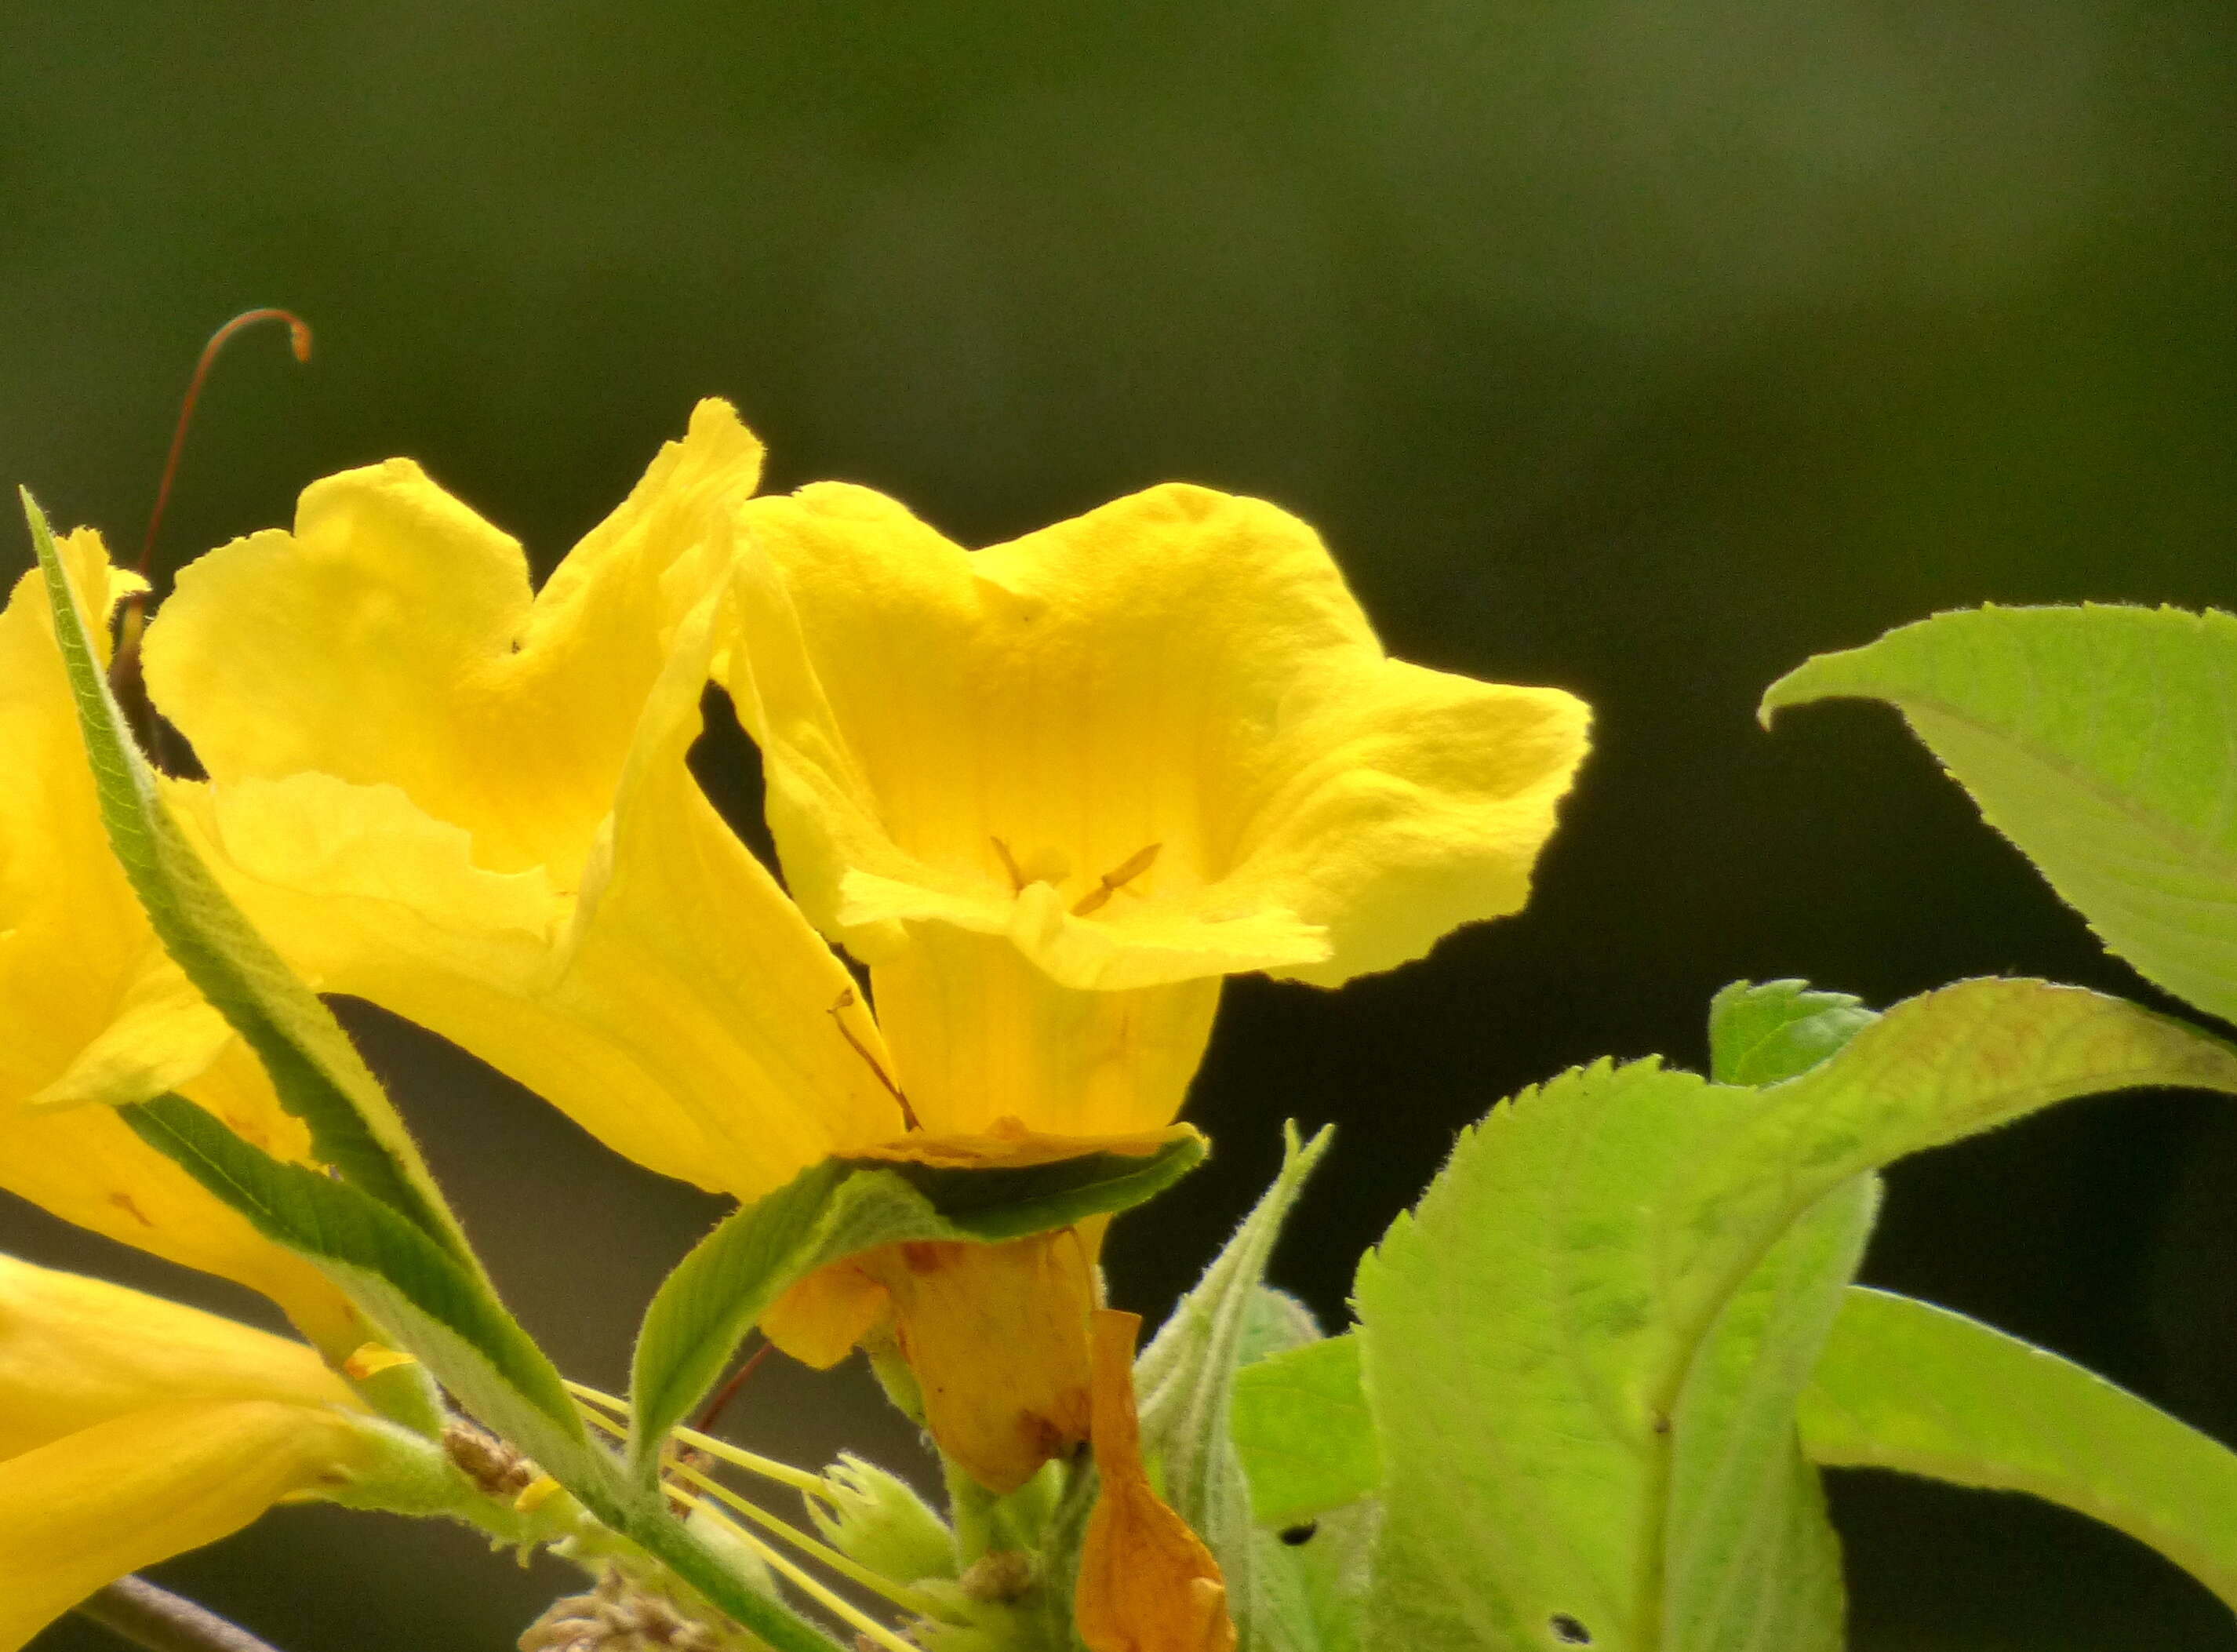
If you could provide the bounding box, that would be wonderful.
[866,926,1219,1140]
[1212,656,1591,987]
[0,1254,362,1459]
[146,398,762,886]
[0,529,358,1354]
[27,945,233,1112]
[155,441,897,1202]
[1075,1308,1235,1652]
[759,1261,890,1370]
[0,1090,362,1361]
[728,479,1588,991]
[0,1399,370,1652]
[864,1230,1098,1494]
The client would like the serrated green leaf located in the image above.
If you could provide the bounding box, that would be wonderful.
[1708,979,1877,1086]
[628,1134,1205,1479]
[1800,1286,2237,1614]
[121,1094,598,1486]
[1355,977,2237,1652]
[1662,1176,1878,1652]
[1231,1334,1378,1528]
[19,489,471,1264]
[1762,604,2237,1027]
[1136,1124,1335,1652]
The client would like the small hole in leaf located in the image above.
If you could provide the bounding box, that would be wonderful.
[1278,1522,1319,1547]
[1548,1614,1591,1645]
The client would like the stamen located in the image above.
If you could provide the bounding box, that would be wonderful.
[1071,842,1162,916]
[829,988,920,1132]
[137,307,315,587]
[665,1483,929,1652]
[115,308,314,736]
[562,1379,827,1498]
[990,835,1028,893]
[667,1457,951,1622]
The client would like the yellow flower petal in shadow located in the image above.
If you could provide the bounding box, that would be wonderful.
[1075,1308,1235,1652]
[0,1398,371,1652]
[860,1230,1097,1495]
[0,1256,374,1650]
[727,479,1591,992]
[0,530,359,1355]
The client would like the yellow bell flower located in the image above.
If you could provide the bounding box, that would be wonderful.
[722,476,1591,1140]
[0,523,359,1355]
[722,478,1588,1486]
[0,1254,377,1651]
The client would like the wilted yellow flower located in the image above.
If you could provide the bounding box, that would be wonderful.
[0,1254,376,1651]
[1073,1308,1235,1652]
[0,524,358,1355]
[138,407,1588,1490]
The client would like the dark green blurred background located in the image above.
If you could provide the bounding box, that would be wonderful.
[6,4,2236,1647]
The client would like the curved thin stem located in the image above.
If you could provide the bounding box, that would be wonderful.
[73,1577,286,1652]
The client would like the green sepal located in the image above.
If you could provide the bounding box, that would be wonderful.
[1134,1123,1337,1652]
[18,489,474,1267]
[627,1132,1206,1480]
[122,1093,598,1487]
[1763,603,2237,1027]
[1354,977,2237,1652]
[1801,1286,2237,1614]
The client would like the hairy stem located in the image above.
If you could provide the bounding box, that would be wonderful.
[73,1577,287,1652]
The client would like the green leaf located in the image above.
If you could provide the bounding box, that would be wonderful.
[122,1094,599,1487]
[1661,1176,1878,1652]
[1136,1124,1336,1652]
[1231,1333,1378,1528]
[1708,979,1876,1086]
[1355,977,2237,1652]
[19,489,471,1264]
[1762,604,2237,1027]
[1800,1286,2237,1615]
[627,1133,1205,1479]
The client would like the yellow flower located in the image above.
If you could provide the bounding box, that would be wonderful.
[144,399,901,1201]
[0,524,360,1355]
[0,1254,376,1651]
[137,413,1588,1491]
[723,477,1590,1133]
[718,479,1588,1489]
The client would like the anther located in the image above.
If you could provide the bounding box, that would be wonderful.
[1071,842,1161,916]
[137,307,313,588]
[991,835,1028,893]
[828,988,920,1131]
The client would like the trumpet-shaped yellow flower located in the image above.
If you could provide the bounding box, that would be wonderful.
[0,526,360,1355]
[722,475,1591,1144]
[0,1254,376,1651]
[138,409,1588,1493]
